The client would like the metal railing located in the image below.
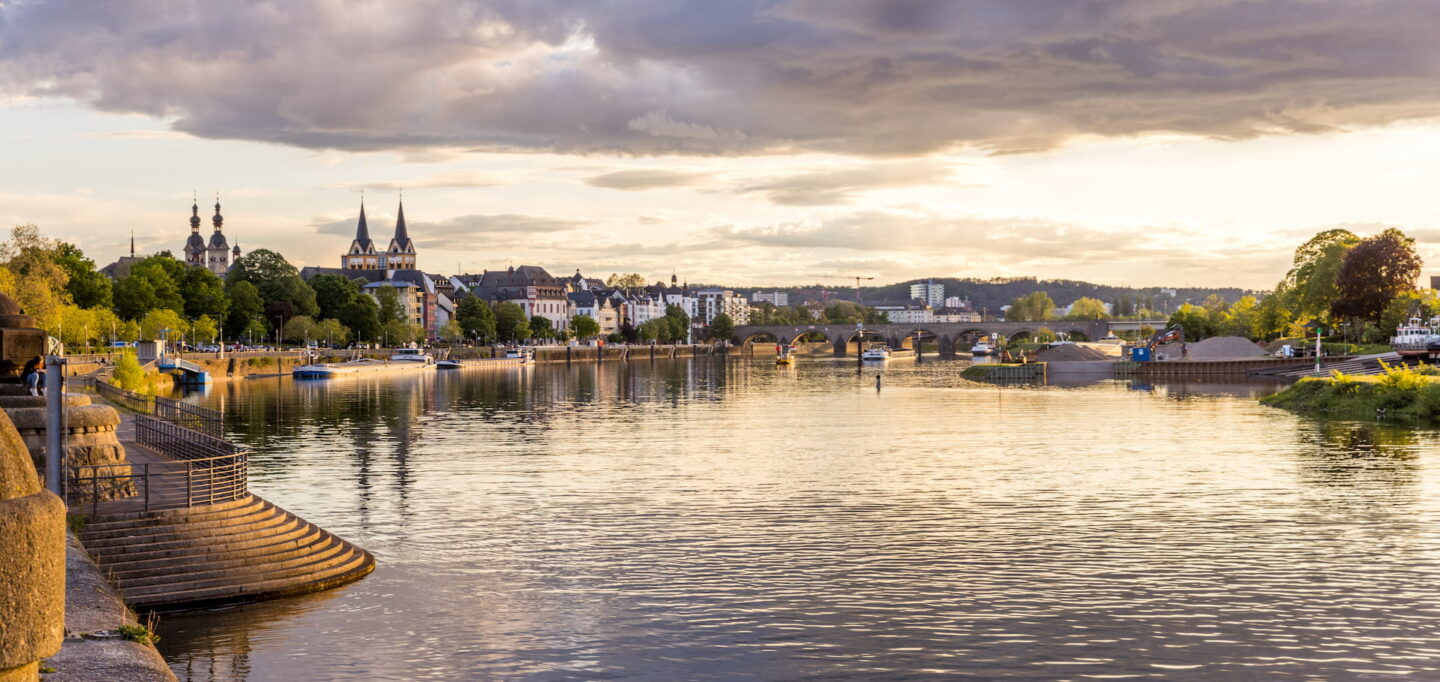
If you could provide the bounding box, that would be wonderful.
[154,396,224,438]
[65,416,248,516]
[89,378,155,414]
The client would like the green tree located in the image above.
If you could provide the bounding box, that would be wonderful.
[191,315,220,345]
[709,313,735,342]
[439,319,464,345]
[605,273,647,288]
[1377,290,1440,339]
[224,280,265,339]
[823,301,867,323]
[1279,228,1360,322]
[282,315,318,344]
[1227,296,1260,339]
[1166,303,1213,341]
[1064,297,1106,320]
[226,249,318,319]
[339,295,380,343]
[180,266,229,321]
[310,273,360,321]
[664,304,691,343]
[373,285,404,325]
[570,315,600,340]
[139,308,185,342]
[455,297,497,343]
[1331,228,1423,322]
[1254,294,1293,341]
[313,318,351,347]
[112,351,144,391]
[1007,291,1055,321]
[115,256,184,320]
[493,302,531,343]
[55,243,112,309]
[638,318,666,342]
[529,315,554,340]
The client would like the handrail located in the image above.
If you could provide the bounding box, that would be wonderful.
[65,416,248,515]
[154,396,223,438]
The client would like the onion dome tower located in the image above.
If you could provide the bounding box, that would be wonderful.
[184,195,206,267]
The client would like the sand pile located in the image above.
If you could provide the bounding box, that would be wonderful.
[1036,343,1117,362]
[1159,336,1267,360]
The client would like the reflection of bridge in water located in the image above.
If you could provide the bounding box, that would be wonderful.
[735,320,1141,357]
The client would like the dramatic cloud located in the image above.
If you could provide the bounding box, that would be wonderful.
[6,1,1440,156]
[584,169,707,191]
[314,212,586,250]
[327,171,503,191]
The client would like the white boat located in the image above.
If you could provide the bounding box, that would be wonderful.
[292,347,435,379]
[970,342,995,356]
[503,348,534,363]
[1390,315,1440,359]
[861,346,890,361]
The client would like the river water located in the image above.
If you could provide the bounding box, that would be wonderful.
[153,357,1440,681]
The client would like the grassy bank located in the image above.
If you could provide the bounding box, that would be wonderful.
[1261,363,1440,422]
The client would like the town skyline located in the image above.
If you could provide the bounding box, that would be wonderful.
[6,2,1440,289]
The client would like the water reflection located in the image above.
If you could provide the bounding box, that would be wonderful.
[154,358,1440,681]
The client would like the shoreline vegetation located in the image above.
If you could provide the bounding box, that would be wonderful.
[1261,363,1440,423]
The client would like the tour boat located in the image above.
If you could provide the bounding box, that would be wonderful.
[293,347,435,378]
[970,342,995,356]
[861,346,890,361]
[1390,316,1440,359]
[503,348,534,363]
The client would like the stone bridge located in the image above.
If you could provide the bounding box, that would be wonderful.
[733,320,1113,357]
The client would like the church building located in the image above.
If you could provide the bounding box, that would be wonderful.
[341,198,415,271]
[183,195,239,277]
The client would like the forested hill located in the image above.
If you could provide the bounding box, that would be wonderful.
[728,277,1258,314]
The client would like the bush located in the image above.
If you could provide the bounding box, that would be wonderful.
[112,351,143,391]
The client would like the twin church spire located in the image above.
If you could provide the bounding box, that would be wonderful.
[183,192,238,276]
[341,194,415,271]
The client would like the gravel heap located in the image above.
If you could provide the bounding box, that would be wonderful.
[1036,343,1118,362]
[1159,336,1268,360]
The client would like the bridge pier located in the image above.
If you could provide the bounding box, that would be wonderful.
[939,336,956,358]
[833,338,848,356]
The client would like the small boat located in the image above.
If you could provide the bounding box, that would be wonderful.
[390,347,435,364]
[861,346,890,361]
[775,344,795,365]
[293,347,435,379]
[503,348,534,363]
[970,342,996,356]
[1391,315,1440,359]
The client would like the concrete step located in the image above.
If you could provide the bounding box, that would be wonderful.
[127,546,377,610]
[85,516,306,562]
[80,495,258,530]
[123,543,368,601]
[81,500,275,542]
[116,535,349,590]
[104,527,330,578]
[81,505,291,550]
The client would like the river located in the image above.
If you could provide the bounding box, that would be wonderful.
[152,357,1440,680]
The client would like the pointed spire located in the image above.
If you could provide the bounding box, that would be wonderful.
[130,230,135,258]
[354,198,372,249]
[393,198,409,246]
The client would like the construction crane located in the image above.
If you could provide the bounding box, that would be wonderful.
[821,275,875,303]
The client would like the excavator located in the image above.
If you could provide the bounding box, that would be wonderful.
[1132,324,1184,361]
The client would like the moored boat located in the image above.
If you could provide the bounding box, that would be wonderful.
[970,341,995,356]
[293,347,435,379]
[1390,315,1440,359]
[861,346,890,361]
[775,344,795,365]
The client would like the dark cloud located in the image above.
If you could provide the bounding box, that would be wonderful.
[584,169,706,191]
[314,212,586,250]
[327,171,502,191]
[5,1,1440,156]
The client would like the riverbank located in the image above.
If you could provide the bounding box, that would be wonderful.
[1260,365,1440,422]
[44,534,174,682]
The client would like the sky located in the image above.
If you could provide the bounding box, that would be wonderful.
[2,0,1440,290]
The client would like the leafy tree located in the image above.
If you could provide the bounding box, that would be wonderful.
[664,304,691,343]
[529,315,554,340]
[570,315,600,339]
[310,273,361,320]
[1254,294,1293,341]
[139,308,185,342]
[282,315,318,344]
[312,318,350,347]
[823,301,867,324]
[112,351,144,391]
[618,321,639,343]
[114,256,184,320]
[1279,229,1360,322]
[373,285,404,325]
[439,320,464,344]
[55,243,112,309]
[191,315,220,344]
[1377,290,1440,338]
[1064,297,1106,320]
[227,249,318,319]
[0,225,70,331]
[638,318,666,342]
[1034,327,1057,343]
[606,273,647,289]
[493,302,531,343]
[455,296,497,343]
[1331,228,1423,322]
[339,295,380,343]
[224,280,266,339]
[1226,296,1260,339]
[1166,303,1213,341]
[180,266,229,321]
[1007,291,1055,321]
[709,313,735,342]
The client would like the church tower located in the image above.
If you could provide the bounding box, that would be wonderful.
[385,199,416,270]
[341,198,380,270]
[184,195,205,267]
[205,196,231,277]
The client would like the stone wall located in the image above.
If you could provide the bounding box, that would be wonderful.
[0,409,65,681]
[6,403,136,502]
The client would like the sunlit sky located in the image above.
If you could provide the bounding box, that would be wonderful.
[2,0,1439,289]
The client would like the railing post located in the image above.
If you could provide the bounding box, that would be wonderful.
[143,463,150,513]
[186,464,193,506]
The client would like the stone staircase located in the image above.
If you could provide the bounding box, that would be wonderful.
[77,494,374,609]
[1255,352,1404,379]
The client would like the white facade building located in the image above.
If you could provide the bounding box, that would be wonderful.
[696,289,751,326]
[751,291,789,307]
[910,281,945,308]
[871,299,934,324]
